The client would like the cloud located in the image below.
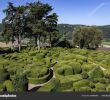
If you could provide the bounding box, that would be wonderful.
[88,2,105,17]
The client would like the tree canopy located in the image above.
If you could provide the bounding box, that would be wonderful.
[73,26,103,49]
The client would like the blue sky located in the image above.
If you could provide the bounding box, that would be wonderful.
[0,0,110,25]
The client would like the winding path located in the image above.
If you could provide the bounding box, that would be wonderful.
[28,68,54,91]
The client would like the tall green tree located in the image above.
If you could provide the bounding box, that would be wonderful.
[2,2,16,48]
[26,1,58,49]
[73,26,102,49]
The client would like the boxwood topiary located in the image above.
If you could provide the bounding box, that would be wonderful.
[74,87,91,92]
[106,84,110,92]
[73,80,90,91]
[81,71,89,79]
[68,62,82,74]
[104,69,110,79]
[37,78,60,92]
[81,64,95,72]
[95,83,106,92]
[64,66,73,76]
[88,66,104,78]
[3,80,14,91]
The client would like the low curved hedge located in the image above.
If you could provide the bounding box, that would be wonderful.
[104,70,110,79]
[95,83,106,92]
[106,84,110,92]
[73,79,91,91]
[74,86,91,92]
[10,70,51,84]
[3,80,14,91]
[37,79,60,92]
[88,66,104,78]
[59,75,82,90]
[28,72,51,84]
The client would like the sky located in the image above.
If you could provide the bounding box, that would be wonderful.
[0,0,110,25]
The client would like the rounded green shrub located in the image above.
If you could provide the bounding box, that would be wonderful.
[95,83,106,92]
[68,62,82,74]
[81,64,95,72]
[88,66,104,78]
[75,87,91,92]
[38,79,60,92]
[104,70,110,79]
[3,80,14,91]
[57,67,64,75]
[73,80,90,91]
[64,66,73,76]
[93,78,110,84]
[106,84,110,92]
[81,72,89,79]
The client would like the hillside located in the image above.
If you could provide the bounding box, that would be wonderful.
[0,23,110,41]
[57,24,110,40]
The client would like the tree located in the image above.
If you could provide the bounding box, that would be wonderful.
[45,13,58,47]
[26,1,58,49]
[2,2,27,51]
[2,2,16,48]
[73,26,102,49]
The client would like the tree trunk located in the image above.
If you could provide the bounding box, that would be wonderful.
[37,34,40,50]
[18,33,21,52]
[35,35,38,47]
[49,33,52,47]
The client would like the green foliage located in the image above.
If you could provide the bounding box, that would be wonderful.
[68,62,82,74]
[81,64,95,72]
[12,74,28,92]
[95,83,106,92]
[0,68,10,83]
[106,84,110,92]
[73,80,91,91]
[38,79,60,92]
[3,80,14,91]
[81,71,89,79]
[73,26,102,49]
[88,66,104,78]
[75,87,91,92]
[104,70,110,79]
[28,72,50,84]
[64,66,73,76]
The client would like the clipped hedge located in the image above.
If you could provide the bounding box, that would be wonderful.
[68,62,82,74]
[104,69,110,79]
[73,79,91,91]
[81,64,95,72]
[3,80,14,91]
[95,83,106,92]
[81,71,89,79]
[75,87,91,92]
[37,79,60,92]
[106,84,110,92]
[28,72,51,84]
[88,66,104,78]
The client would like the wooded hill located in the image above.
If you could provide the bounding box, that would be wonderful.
[0,23,110,40]
[57,24,110,40]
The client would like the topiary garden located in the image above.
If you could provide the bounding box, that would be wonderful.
[0,47,110,92]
